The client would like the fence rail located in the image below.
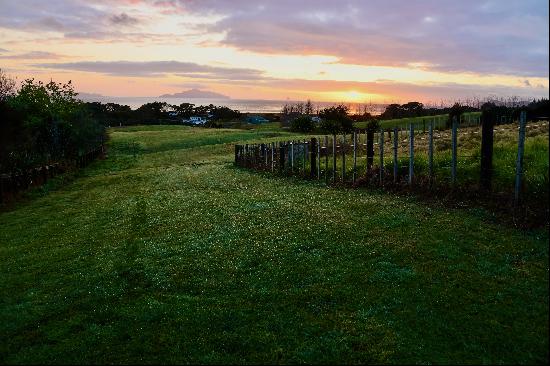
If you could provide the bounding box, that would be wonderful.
[0,145,104,203]
[235,113,549,212]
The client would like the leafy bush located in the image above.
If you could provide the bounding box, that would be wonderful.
[447,103,464,128]
[318,105,354,134]
[290,116,314,132]
[365,119,380,131]
[0,76,105,173]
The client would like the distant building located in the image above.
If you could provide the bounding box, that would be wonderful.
[310,116,322,123]
[184,116,207,125]
[247,115,269,124]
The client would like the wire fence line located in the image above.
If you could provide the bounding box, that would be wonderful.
[0,144,105,203]
[235,112,549,209]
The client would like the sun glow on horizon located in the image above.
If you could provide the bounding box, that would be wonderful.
[321,90,384,103]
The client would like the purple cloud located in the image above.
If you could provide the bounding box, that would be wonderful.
[178,0,549,77]
[34,60,268,80]
[109,13,140,26]
[0,51,64,60]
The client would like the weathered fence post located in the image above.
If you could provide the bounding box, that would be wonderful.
[428,120,434,184]
[353,131,357,183]
[254,144,257,169]
[263,144,269,170]
[271,142,275,172]
[310,138,317,178]
[393,127,398,183]
[451,116,458,185]
[303,140,307,175]
[325,135,329,184]
[342,134,346,182]
[245,144,249,167]
[379,128,384,185]
[514,111,527,205]
[279,142,285,173]
[235,145,239,165]
[366,128,374,171]
[480,109,494,190]
[408,123,414,185]
[255,144,260,169]
[290,141,294,172]
[317,139,321,180]
[332,134,337,182]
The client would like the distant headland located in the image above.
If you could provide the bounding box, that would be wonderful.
[159,89,230,99]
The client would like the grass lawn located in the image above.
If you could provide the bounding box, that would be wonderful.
[354,112,482,130]
[1,125,548,364]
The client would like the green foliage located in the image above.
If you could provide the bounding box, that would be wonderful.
[0,77,105,173]
[290,115,314,132]
[134,101,171,124]
[318,105,353,134]
[0,68,16,101]
[447,103,465,127]
[365,119,380,131]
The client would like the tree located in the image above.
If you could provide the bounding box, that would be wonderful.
[0,69,16,101]
[318,105,353,134]
[380,103,402,119]
[209,106,241,121]
[135,101,170,124]
[1,78,105,172]
[173,103,195,119]
[304,99,314,115]
[401,101,424,117]
[447,103,464,127]
[290,116,314,132]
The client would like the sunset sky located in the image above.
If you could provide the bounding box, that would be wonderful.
[1,0,548,103]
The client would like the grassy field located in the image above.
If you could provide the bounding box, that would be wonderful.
[1,125,548,364]
[354,112,482,130]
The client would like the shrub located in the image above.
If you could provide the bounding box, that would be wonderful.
[0,77,105,173]
[318,105,354,134]
[290,116,314,133]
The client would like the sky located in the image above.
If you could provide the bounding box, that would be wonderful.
[0,0,548,103]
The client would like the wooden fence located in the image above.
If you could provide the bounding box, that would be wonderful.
[0,145,104,203]
[235,112,548,207]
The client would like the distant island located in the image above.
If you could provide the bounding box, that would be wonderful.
[159,89,230,99]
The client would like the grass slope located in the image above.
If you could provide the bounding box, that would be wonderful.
[1,125,548,364]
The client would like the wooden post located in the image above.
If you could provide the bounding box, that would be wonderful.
[271,142,275,172]
[256,144,260,169]
[342,134,346,182]
[290,141,294,172]
[325,135,329,184]
[279,142,285,173]
[263,144,269,170]
[480,109,494,190]
[332,134,337,182]
[379,128,384,185]
[364,129,368,173]
[317,139,321,180]
[514,111,527,205]
[408,123,414,185]
[235,145,239,165]
[451,116,458,185]
[393,127,398,183]
[310,138,317,178]
[428,120,434,184]
[353,131,357,183]
[303,140,307,174]
[366,128,374,171]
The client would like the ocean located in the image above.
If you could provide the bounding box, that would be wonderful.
[78,95,387,115]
